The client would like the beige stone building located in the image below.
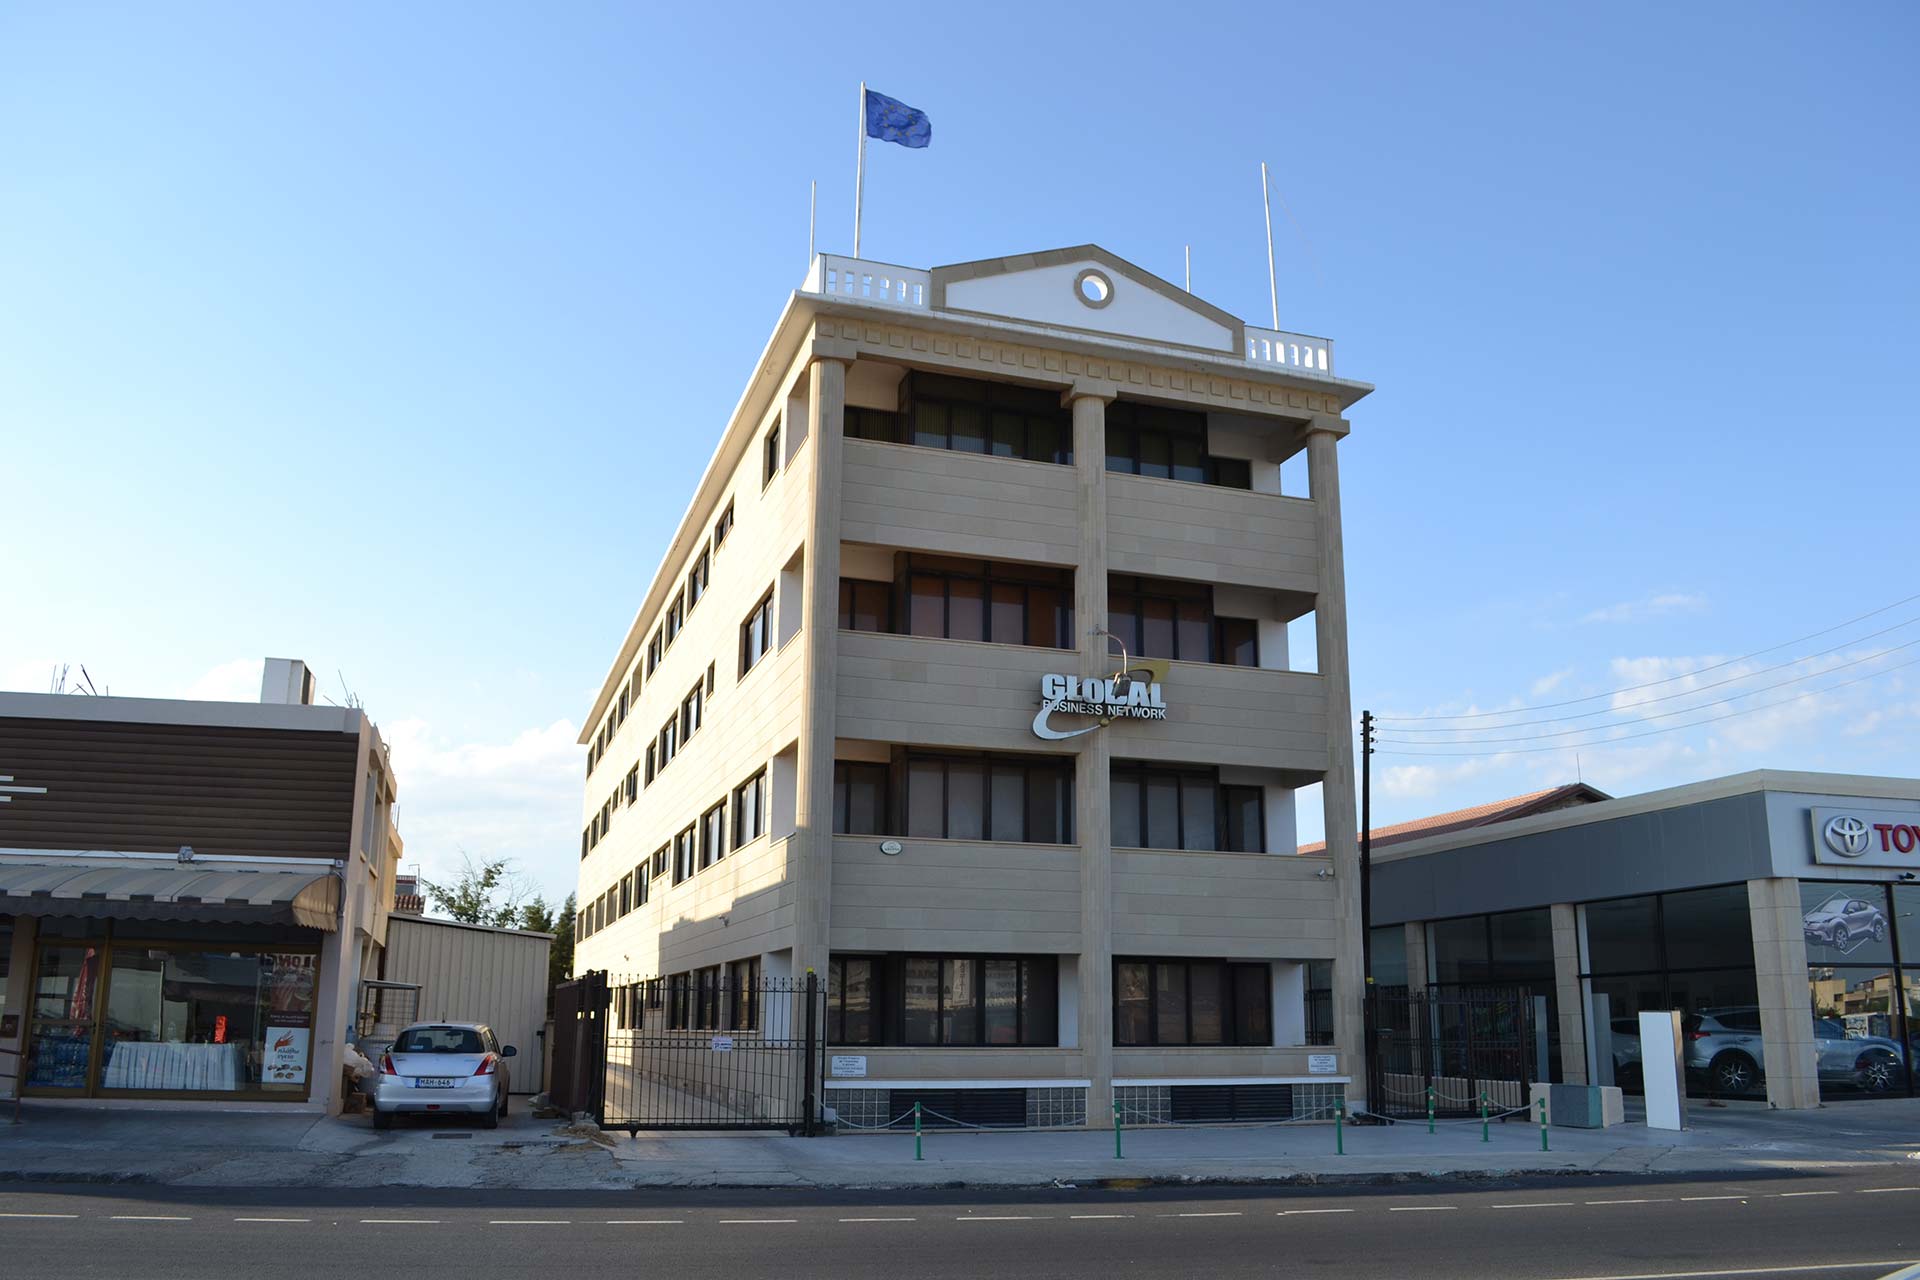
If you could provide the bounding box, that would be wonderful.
[572,246,1372,1127]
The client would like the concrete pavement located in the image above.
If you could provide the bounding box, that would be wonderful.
[2,1096,1918,1190]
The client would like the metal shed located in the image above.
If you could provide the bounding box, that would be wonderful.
[380,914,552,1091]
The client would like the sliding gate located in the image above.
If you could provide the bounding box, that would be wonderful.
[591,971,825,1134]
[1367,984,1537,1119]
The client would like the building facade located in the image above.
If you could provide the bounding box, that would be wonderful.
[0,659,400,1114]
[1370,770,1920,1110]
[573,246,1372,1125]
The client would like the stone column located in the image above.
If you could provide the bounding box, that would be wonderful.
[1748,877,1819,1109]
[1550,903,1588,1085]
[1306,420,1366,1111]
[1402,921,1430,993]
[1069,385,1116,1127]
[791,350,849,983]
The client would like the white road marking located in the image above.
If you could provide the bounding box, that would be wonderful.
[957,1215,1045,1221]
[1175,1211,1242,1217]
[1861,1187,1920,1194]
[719,1218,797,1224]
[1278,1208,1355,1215]
[1777,1191,1839,1198]
[605,1219,683,1224]
[1543,1263,1915,1280]
[1388,1205,1456,1211]
[838,1217,916,1223]
[234,1217,310,1223]
[1071,1213,1134,1219]
[1585,1198,1669,1205]
[1493,1202,1576,1209]
[1681,1196,1746,1202]
[0,1213,79,1219]
[489,1219,572,1224]
[360,1219,440,1224]
[110,1215,191,1221]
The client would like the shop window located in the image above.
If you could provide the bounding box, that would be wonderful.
[1370,926,1409,988]
[1114,958,1271,1047]
[829,953,1057,1047]
[1660,884,1755,971]
[902,752,1072,843]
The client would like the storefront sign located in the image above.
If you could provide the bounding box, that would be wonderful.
[1032,665,1170,741]
[1307,1053,1338,1075]
[830,1055,868,1078]
[263,1013,311,1087]
[1811,806,1920,868]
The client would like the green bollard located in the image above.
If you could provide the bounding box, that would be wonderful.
[1480,1091,1489,1143]
[1539,1096,1549,1152]
[1426,1085,1435,1135]
[914,1101,923,1162]
[1114,1100,1124,1160]
[1335,1106,1344,1155]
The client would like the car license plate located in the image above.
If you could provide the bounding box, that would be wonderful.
[415,1077,456,1088]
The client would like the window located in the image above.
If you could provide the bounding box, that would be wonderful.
[624,765,638,804]
[1109,574,1213,663]
[728,957,760,1031]
[900,372,1071,465]
[740,588,774,676]
[580,828,589,860]
[713,500,734,549]
[618,873,631,917]
[650,845,668,879]
[1215,617,1259,668]
[616,686,628,727]
[1114,958,1271,1046]
[903,554,1072,648]
[699,800,727,870]
[656,714,679,772]
[632,863,649,909]
[828,953,1058,1046]
[732,769,767,847]
[644,741,656,784]
[1304,960,1334,1046]
[763,417,782,486]
[695,965,722,1029]
[1103,400,1251,488]
[1110,763,1263,852]
[663,590,685,647]
[686,548,710,610]
[680,682,703,742]
[845,406,900,442]
[902,752,1072,843]
[706,661,716,697]
[833,761,889,835]
[838,579,892,633]
[647,628,663,675]
[672,824,696,884]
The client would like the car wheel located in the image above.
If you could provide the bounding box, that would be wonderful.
[1859,1053,1898,1093]
[498,1091,509,1118]
[1710,1052,1759,1096]
[1871,919,1886,943]
[372,1108,393,1131]
[478,1103,499,1130]
[1831,924,1849,948]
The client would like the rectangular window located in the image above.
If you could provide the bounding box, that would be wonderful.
[1109,763,1262,852]
[896,554,1072,648]
[899,752,1073,843]
[713,500,734,549]
[1108,575,1214,663]
[845,406,900,442]
[657,715,678,771]
[686,548,710,611]
[833,761,889,835]
[663,591,685,647]
[1103,400,1245,489]
[1113,958,1272,1046]
[624,765,638,805]
[644,742,656,785]
[728,957,760,1031]
[672,825,696,884]
[740,588,774,676]
[633,863,649,908]
[1215,617,1259,667]
[650,845,668,879]
[681,682,703,742]
[838,579,892,633]
[898,372,1071,465]
[699,800,727,870]
[706,661,716,697]
[646,629,663,675]
[732,769,767,847]
[830,953,1057,1046]
[763,417,782,486]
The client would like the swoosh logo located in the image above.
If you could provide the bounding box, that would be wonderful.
[1031,698,1100,741]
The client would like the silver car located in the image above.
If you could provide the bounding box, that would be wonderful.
[370,1022,516,1130]
[1686,1007,1905,1095]
[1803,894,1889,951]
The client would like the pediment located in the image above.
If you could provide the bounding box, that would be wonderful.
[929,246,1244,355]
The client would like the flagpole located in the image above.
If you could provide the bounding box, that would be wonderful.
[854,82,868,258]
[1260,161,1278,329]
[1184,244,1191,293]
[809,179,817,266]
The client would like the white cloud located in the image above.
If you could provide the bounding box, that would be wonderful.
[1530,668,1575,698]
[178,657,264,703]
[1580,593,1707,625]
[383,717,584,907]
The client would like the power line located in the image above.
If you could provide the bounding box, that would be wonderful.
[1373,652,1920,758]
[1375,589,1920,723]
[1375,636,1920,746]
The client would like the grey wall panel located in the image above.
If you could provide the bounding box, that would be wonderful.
[1767,789,1920,883]
[382,915,552,1092]
[1374,793,1777,923]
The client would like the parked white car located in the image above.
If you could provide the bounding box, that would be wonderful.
[370,1022,516,1130]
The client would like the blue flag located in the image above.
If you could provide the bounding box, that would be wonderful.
[865,90,931,149]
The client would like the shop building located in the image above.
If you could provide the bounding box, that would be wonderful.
[572,245,1373,1125]
[0,659,400,1112]
[1369,770,1920,1108]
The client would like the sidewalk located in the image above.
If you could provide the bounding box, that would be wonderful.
[3,1097,1918,1191]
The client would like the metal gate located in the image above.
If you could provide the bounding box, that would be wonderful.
[595,971,824,1133]
[1367,984,1537,1118]
[549,971,607,1119]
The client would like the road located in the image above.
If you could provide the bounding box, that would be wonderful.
[1,1168,1915,1278]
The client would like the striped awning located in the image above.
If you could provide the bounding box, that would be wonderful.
[0,861,338,931]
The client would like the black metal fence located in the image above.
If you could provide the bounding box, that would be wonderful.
[1367,984,1537,1118]
[589,972,824,1133]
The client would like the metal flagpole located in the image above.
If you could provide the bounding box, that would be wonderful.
[1184,244,1191,292]
[809,180,816,266]
[854,82,868,258]
[1260,161,1278,329]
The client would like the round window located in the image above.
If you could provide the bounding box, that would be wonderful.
[1073,268,1114,309]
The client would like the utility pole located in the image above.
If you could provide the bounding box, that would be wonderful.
[1360,709,1375,991]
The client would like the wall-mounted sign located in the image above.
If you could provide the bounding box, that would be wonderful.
[711,1036,735,1053]
[830,1055,868,1078]
[263,1013,311,1087]
[1032,665,1170,741]
[1811,806,1920,869]
[879,840,903,856]
[1307,1053,1338,1075]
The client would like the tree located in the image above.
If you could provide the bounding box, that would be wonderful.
[419,852,532,928]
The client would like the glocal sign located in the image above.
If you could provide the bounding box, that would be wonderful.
[1811,806,1920,869]
[1031,666,1170,741]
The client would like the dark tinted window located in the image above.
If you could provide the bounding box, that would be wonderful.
[1660,884,1753,970]
[394,1027,484,1054]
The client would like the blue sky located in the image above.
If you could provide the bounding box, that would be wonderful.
[3,3,1915,904]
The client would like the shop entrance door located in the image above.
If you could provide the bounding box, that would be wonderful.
[25,942,104,1092]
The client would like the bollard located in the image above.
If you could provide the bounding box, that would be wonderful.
[914,1101,923,1162]
[1427,1085,1435,1135]
[1480,1091,1489,1143]
[1335,1106,1344,1155]
[1538,1096,1549,1152]
[1114,1100,1124,1160]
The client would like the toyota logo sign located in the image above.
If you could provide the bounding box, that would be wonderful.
[1823,815,1872,858]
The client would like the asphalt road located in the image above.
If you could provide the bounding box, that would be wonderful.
[2,1169,1915,1278]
